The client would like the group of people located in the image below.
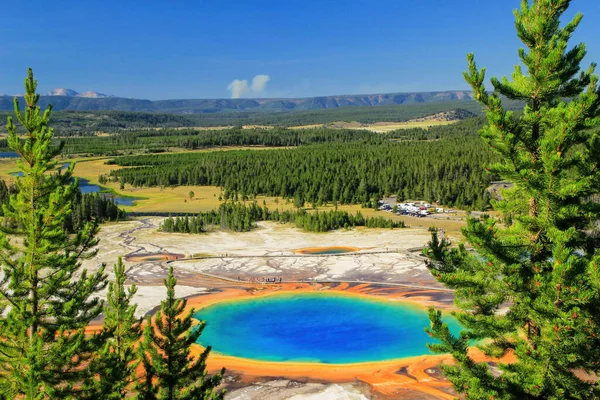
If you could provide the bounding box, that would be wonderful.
[238,276,283,284]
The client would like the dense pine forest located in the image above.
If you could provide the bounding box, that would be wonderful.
[160,202,405,233]
[0,121,485,156]
[101,120,497,210]
[64,191,126,230]
[40,126,384,156]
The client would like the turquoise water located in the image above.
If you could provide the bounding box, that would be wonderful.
[313,249,351,254]
[193,293,460,364]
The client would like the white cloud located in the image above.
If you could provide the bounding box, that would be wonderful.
[227,79,250,99]
[227,74,270,98]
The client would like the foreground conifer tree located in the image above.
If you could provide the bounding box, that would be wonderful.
[137,266,225,400]
[0,69,107,398]
[425,1,600,398]
[85,257,141,399]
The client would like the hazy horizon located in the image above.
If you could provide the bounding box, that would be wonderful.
[1,88,474,102]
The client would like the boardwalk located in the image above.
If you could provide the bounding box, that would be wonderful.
[169,269,454,292]
[167,249,405,263]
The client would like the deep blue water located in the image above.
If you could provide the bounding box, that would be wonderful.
[0,152,19,158]
[193,293,461,364]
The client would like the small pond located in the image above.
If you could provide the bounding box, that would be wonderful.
[295,246,361,255]
[8,175,140,205]
[78,178,141,205]
[7,166,141,206]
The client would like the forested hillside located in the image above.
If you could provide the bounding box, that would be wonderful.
[0,90,476,113]
[0,110,197,135]
[0,101,488,135]
[56,127,382,155]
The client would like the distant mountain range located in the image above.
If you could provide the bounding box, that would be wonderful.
[0,90,474,114]
[45,88,113,98]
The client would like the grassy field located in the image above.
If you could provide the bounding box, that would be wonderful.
[317,119,457,133]
[155,120,457,133]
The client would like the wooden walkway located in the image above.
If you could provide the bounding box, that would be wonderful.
[165,267,454,292]
[167,249,406,263]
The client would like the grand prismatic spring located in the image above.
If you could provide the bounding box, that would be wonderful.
[193,292,460,364]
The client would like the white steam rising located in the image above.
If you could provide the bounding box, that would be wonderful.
[227,74,270,98]
[227,79,250,99]
[251,74,270,92]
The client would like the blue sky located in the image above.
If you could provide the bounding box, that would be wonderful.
[1,0,599,100]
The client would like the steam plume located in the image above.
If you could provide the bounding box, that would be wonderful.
[227,74,270,98]
[251,75,270,92]
[227,79,249,99]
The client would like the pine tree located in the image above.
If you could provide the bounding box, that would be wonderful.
[425,1,600,398]
[85,257,141,399]
[0,69,107,398]
[137,266,225,400]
